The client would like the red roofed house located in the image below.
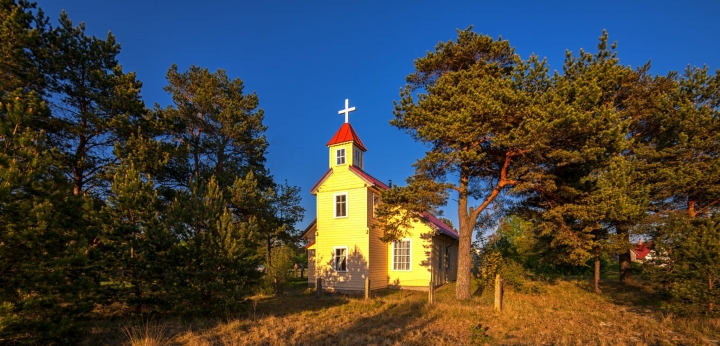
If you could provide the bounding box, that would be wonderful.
[300,100,458,292]
[631,240,654,262]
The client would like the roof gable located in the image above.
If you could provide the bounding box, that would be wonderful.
[420,212,459,240]
[349,165,390,190]
[327,123,367,151]
[632,242,653,260]
[310,169,333,194]
[300,219,317,240]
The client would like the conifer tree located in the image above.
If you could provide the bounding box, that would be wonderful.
[168,177,261,313]
[652,216,720,315]
[158,64,269,190]
[230,174,304,265]
[608,65,671,283]
[381,27,550,299]
[45,12,145,195]
[101,163,174,314]
[636,57,720,314]
[158,65,303,269]
[1,2,98,341]
[0,0,49,95]
[641,66,720,218]
[0,90,94,343]
[521,32,636,293]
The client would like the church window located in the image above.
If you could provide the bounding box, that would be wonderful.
[445,247,451,271]
[438,245,444,271]
[354,149,363,168]
[372,193,380,218]
[392,239,411,271]
[335,193,347,217]
[336,148,346,165]
[334,246,347,271]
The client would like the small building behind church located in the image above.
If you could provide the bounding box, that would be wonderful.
[301,100,458,293]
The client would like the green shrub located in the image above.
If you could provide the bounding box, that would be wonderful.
[652,215,720,315]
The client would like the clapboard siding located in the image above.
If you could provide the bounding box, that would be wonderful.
[368,189,388,290]
[387,219,433,289]
[315,165,369,292]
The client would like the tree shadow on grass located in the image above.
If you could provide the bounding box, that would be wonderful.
[569,276,664,314]
[241,288,351,320]
[599,280,663,310]
[300,295,437,345]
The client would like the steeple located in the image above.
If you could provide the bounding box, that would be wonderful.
[326,123,367,151]
[327,99,366,169]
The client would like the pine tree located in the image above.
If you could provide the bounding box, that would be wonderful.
[0,0,49,95]
[157,64,269,190]
[158,65,303,271]
[167,177,261,313]
[230,174,304,266]
[521,32,635,293]
[642,66,720,218]
[0,90,94,343]
[101,163,174,314]
[382,27,550,299]
[45,11,145,195]
[653,216,720,315]
[1,2,98,341]
[609,64,672,283]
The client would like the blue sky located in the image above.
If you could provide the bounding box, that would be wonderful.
[41,1,720,231]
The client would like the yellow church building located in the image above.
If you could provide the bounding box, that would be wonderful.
[301,99,458,293]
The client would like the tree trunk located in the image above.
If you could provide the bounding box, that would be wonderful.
[456,168,472,300]
[454,155,512,300]
[456,220,472,300]
[709,275,714,313]
[134,284,142,315]
[130,242,142,314]
[619,251,632,283]
[688,198,697,218]
[594,245,602,294]
[618,225,633,283]
[72,134,87,195]
[73,172,83,195]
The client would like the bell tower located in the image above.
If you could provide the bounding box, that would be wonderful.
[326,99,367,169]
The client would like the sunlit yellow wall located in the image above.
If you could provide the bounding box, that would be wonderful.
[367,188,388,290]
[314,161,369,292]
[386,219,434,289]
[328,142,361,169]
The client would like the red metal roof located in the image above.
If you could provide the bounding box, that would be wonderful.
[300,219,317,239]
[420,212,459,239]
[310,169,333,194]
[349,165,390,190]
[327,123,367,151]
[632,242,653,260]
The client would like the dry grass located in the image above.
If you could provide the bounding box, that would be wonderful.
[121,320,176,346]
[82,278,720,345]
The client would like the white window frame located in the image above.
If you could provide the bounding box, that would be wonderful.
[392,239,412,271]
[336,148,346,165]
[334,192,348,218]
[333,246,348,272]
[372,193,380,218]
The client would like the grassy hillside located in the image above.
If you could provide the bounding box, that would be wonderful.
[83,278,720,345]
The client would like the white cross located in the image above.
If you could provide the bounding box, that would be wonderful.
[338,98,356,123]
